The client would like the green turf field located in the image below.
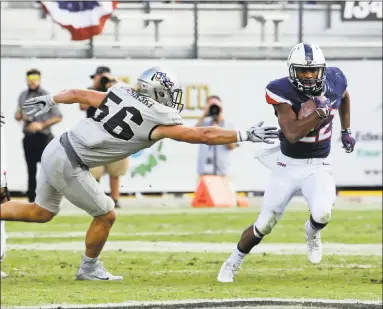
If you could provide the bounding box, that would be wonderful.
[1,252,381,307]
[1,207,382,307]
[4,209,382,244]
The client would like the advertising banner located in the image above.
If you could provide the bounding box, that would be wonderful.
[1,59,381,192]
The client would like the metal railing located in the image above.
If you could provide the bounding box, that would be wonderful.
[1,1,382,59]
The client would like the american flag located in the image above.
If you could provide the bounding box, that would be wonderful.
[41,1,118,41]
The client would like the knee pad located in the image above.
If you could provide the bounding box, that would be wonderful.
[254,210,283,236]
[311,209,332,226]
[310,214,330,230]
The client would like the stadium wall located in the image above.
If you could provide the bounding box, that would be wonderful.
[1,59,382,193]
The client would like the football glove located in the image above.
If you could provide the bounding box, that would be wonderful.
[341,128,356,153]
[238,121,279,144]
[314,96,331,119]
[23,94,56,117]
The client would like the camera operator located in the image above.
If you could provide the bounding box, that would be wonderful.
[79,67,128,209]
[195,95,238,178]
[80,66,114,117]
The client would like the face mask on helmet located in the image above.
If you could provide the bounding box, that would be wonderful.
[137,68,184,112]
[289,64,326,96]
[287,43,326,96]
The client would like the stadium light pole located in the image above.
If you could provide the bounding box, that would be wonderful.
[193,1,199,59]
[298,1,303,43]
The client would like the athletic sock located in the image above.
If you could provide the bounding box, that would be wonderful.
[227,246,247,266]
[81,254,98,268]
[305,220,319,238]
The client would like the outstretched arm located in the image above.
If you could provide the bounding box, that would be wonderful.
[23,89,107,117]
[52,89,106,108]
[151,122,279,145]
[152,125,239,145]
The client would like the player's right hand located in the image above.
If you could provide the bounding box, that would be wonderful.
[23,94,56,117]
[314,96,331,118]
[243,121,279,144]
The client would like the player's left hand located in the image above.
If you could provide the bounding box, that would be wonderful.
[341,129,356,153]
[23,94,56,117]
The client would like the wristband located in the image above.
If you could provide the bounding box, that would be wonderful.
[341,128,351,134]
[236,130,242,142]
[236,130,248,142]
[50,94,57,105]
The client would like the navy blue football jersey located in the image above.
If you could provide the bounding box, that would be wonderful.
[265,67,348,159]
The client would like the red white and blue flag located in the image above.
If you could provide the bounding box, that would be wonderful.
[41,1,119,41]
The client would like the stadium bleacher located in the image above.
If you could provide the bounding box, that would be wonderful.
[1,1,382,59]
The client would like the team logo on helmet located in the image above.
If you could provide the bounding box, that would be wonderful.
[153,72,174,90]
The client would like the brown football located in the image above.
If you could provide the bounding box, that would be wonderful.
[298,98,316,119]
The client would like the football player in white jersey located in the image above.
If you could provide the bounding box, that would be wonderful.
[0,66,279,281]
[1,112,9,279]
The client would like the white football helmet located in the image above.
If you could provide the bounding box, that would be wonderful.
[136,66,184,112]
[287,42,326,95]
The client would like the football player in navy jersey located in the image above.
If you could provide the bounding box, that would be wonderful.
[217,43,356,283]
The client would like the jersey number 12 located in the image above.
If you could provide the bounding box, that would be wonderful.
[93,91,143,141]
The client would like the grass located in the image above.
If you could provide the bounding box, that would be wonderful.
[1,206,382,307]
[5,209,382,244]
[1,251,382,307]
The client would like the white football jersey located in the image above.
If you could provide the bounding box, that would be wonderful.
[69,83,183,168]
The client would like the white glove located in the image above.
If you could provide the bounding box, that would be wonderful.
[23,94,56,117]
[238,121,279,144]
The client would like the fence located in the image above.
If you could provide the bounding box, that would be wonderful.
[1,1,382,59]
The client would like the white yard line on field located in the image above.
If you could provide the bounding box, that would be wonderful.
[7,241,382,256]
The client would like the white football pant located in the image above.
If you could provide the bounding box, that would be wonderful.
[255,151,336,235]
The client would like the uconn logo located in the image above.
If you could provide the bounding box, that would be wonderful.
[277,161,286,167]
[153,72,174,89]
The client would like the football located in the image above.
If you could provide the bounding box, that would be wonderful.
[298,98,317,119]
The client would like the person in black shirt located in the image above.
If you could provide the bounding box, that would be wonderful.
[15,69,62,202]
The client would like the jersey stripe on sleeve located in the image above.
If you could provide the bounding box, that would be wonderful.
[265,88,292,105]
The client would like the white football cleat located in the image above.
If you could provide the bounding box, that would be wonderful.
[305,222,323,264]
[217,260,240,283]
[1,270,7,279]
[76,261,123,281]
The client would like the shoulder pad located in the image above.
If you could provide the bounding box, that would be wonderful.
[326,67,348,93]
[108,82,131,93]
[265,78,293,105]
[146,103,183,126]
